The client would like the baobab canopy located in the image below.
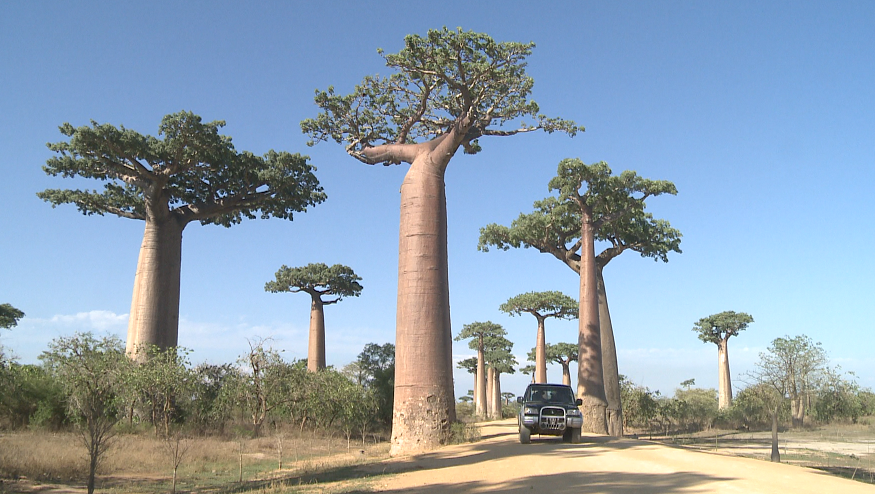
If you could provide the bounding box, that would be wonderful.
[301,27,580,165]
[38,112,326,354]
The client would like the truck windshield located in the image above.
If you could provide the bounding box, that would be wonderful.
[528,387,574,404]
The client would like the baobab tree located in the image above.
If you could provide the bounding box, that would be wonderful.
[519,364,536,383]
[481,160,675,433]
[455,321,506,421]
[538,342,578,386]
[38,112,326,357]
[500,291,577,384]
[456,357,479,412]
[302,28,577,455]
[265,263,362,372]
[483,334,516,419]
[480,166,680,436]
[693,311,754,410]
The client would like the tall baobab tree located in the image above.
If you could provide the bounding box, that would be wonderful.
[483,160,676,434]
[38,112,325,357]
[500,291,577,384]
[480,166,680,436]
[265,263,363,372]
[693,311,754,410]
[302,28,577,455]
[455,321,506,421]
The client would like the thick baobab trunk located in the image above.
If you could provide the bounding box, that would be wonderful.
[770,406,780,462]
[597,268,623,437]
[577,218,608,434]
[390,155,456,456]
[486,365,494,419]
[717,338,732,409]
[560,363,571,386]
[535,316,547,383]
[126,217,185,357]
[476,346,487,420]
[471,373,478,411]
[491,369,502,419]
[307,296,326,372]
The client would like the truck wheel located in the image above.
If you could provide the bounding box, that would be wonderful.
[571,427,581,444]
[519,425,531,444]
[562,428,573,442]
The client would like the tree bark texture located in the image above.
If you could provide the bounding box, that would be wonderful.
[561,363,571,386]
[491,369,502,419]
[597,268,623,437]
[390,156,456,456]
[535,316,548,383]
[486,365,494,418]
[307,296,326,372]
[577,217,608,435]
[471,373,478,412]
[717,338,732,409]
[126,218,185,357]
[770,407,781,462]
[476,345,487,420]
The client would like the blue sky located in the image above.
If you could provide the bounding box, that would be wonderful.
[1,1,873,399]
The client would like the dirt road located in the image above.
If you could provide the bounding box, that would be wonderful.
[367,419,874,493]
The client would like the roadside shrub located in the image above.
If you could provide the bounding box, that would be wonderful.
[447,421,480,444]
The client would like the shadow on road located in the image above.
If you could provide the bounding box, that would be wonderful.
[352,419,734,493]
[367,470,733,494]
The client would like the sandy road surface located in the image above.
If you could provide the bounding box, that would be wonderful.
[366,419,874,493]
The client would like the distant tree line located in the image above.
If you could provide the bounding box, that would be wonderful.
[619,336,875,438]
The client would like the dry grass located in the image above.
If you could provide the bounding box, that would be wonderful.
[0,429,392,493]
[647,419,875,485]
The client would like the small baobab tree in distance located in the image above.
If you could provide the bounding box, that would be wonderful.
[500,291,577,384]
[456,356,479,412]
[265,263,362,372]
[38,112,326,357]
[545,342,579,386]
[519,364,536,383]
[483,334,516,419]
[692,311,754,410]
[302,28,578,455]
[455,321,507,421]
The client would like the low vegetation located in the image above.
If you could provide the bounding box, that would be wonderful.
[0,333,396,493]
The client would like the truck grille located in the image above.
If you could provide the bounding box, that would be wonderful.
[539,406,566,430]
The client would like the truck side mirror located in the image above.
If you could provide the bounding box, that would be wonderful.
[575,398,583,406]
[516,396,524,404]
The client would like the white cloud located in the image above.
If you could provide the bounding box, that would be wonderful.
[47,310,129,330]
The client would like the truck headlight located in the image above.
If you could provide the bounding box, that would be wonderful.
[566,409,581,416]
[523,406,539,415]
